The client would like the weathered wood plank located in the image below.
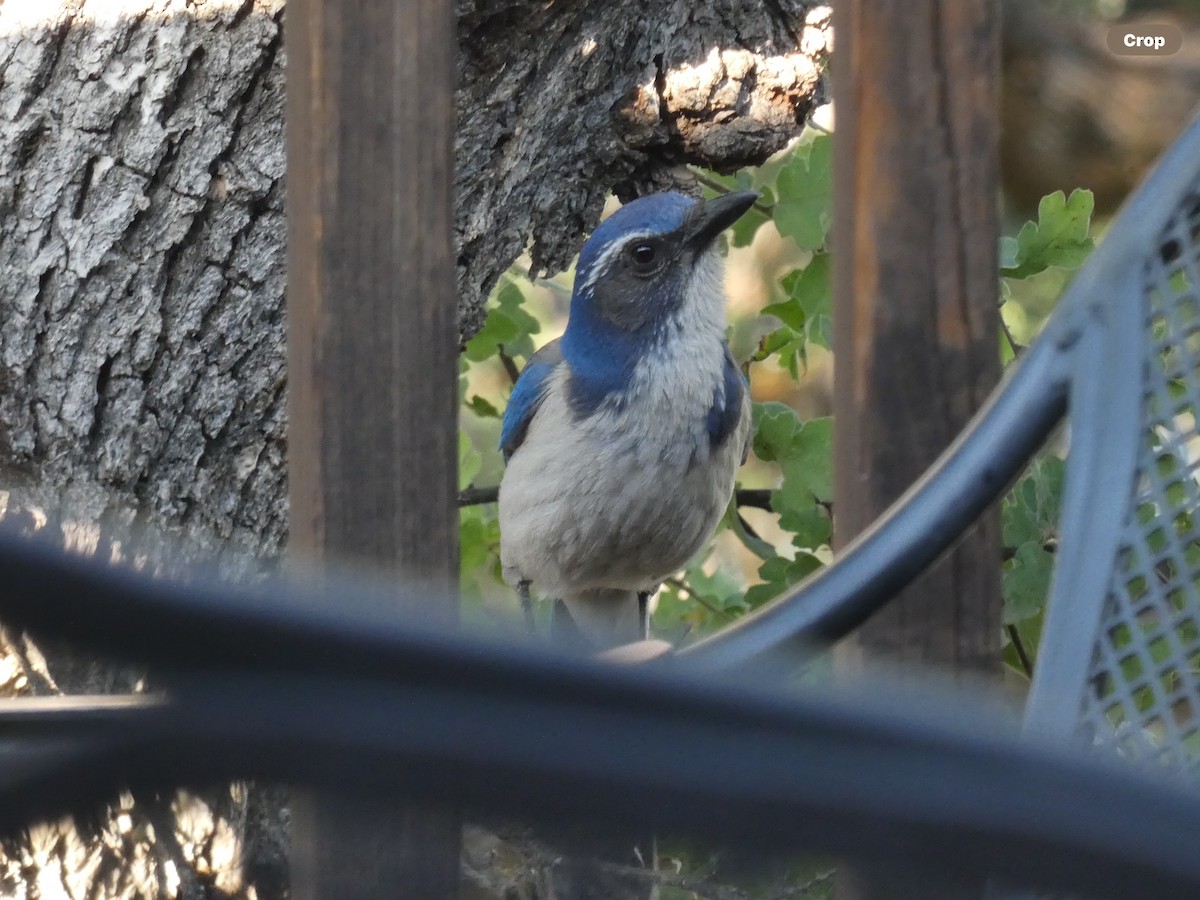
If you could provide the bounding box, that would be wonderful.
[286,0,460,896]
[833,0,1002,674]
[832,1,1002,893]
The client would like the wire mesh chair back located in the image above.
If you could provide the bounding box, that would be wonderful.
[680,119,1200,713]
[683,112,1200,785]
[1025,118,1200,778]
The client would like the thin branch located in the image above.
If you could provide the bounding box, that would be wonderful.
[689,170,775,219]
[1006,624,1034,678]
[665,577,735,622]
[458,485,499,506]
[737,513,764,543]
[497,344,521,384]
[803,116,832,136]
[999,313,1025,358]
[737,489,833,518]
[736,488,773,511]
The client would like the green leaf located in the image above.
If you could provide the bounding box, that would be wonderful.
[464,281,540,362]
[729,207,767,248]
[744,552,824,608]
[1035,456,1065,522]
[750,404,833,545]
[465,395,500,419]
[782,417,833,503]
[728,503,777,560]
[761,296,806,331]
[458,432,482,489]
[1002,542,1054,624]
[459,509,492,580]
[999,455,1063,631]
[756,327,808,377]
[773,135,833,251]
[751,401,803,462]
[651,554,750,640]
[777,499,832,550]
[1002,455,1064,548]
[790,253,832,317]
[684,564,746,611]
[792,253,831,350]
[1002,189,1095,280]
[761,253,832,371]
[1002,493,1041,548]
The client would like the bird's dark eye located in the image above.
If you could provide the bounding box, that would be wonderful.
[626,240,662,275]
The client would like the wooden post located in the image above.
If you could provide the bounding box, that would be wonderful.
[833,0,1002,673]
[832,0,1001,896]
[286,0,460,896]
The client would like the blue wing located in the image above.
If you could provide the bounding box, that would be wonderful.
[500,339,564,462]
[707,343,749,462]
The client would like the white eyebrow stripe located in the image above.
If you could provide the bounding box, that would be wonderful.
[577,230,658,296]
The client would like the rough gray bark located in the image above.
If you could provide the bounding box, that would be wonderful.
[0,0,830,896]
[0,0,829,564]
[1,0,289,565]
[455,0,832,336]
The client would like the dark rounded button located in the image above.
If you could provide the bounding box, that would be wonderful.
[1107,23,1183,56]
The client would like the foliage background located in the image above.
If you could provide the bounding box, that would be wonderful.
[457,120,1099,685]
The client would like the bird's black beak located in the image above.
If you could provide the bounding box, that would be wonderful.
[682,190,759,252]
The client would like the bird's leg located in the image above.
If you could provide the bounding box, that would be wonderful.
[516,579,535,633]
[637,591,652,640]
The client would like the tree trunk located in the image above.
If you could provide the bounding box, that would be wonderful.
[0,0,289,565]
[0,0,831,896]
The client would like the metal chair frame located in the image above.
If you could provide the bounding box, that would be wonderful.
[1,540,1200,899]
[691,112,1200,777]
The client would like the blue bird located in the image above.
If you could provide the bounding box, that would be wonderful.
[498,190,757,648]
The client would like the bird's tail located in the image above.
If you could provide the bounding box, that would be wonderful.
[555,588,646,650]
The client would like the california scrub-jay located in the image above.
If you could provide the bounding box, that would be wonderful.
[498,190,757,648]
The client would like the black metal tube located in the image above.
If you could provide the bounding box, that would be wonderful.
[1,665,1199,900]
[683,334,1071,668]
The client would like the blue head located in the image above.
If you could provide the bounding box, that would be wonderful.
[561,190,757,412]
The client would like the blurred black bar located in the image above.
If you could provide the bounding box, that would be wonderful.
[1,654,1200,899]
